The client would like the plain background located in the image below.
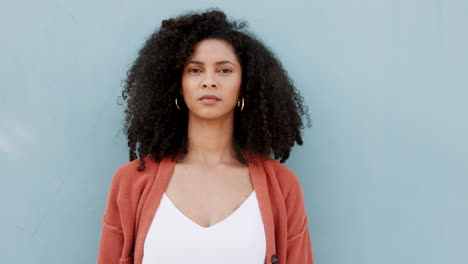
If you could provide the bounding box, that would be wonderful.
[1,0,467,263]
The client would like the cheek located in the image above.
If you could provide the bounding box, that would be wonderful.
[181,78,198,95]
[222,73,242,87]
[224,81,242,104]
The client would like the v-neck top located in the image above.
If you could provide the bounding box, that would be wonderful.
[142,190,266,264]
[97,149,314,264]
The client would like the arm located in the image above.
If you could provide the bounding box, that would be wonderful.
[286,216,314,263]
[97,215,125,263]
[97,168,126,264]
[285,171,314,264]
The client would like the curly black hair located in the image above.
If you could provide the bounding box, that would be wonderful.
[117,7,312,171]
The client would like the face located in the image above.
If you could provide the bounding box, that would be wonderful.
[180,38,242,120]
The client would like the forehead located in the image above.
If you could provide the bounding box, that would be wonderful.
[188,39,238,63]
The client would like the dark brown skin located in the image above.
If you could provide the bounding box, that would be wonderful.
[119,8,311,172]
[166,38,252,229]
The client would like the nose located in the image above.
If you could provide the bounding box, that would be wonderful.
[202,71,217,88]
[203,83,216,88]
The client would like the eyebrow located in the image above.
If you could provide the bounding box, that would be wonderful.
[187,60,235,66]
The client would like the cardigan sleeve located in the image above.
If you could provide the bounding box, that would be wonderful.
[97,215,125,264]
[285,169,315,264]
[97,167,128,264]
[287,216,314,263]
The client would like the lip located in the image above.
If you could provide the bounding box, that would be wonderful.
[199,95,220,100]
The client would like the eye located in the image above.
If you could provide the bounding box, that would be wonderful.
[219,68,232,73]
[189,68,201,73]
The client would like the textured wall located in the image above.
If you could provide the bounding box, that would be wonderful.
[1,0,466,263]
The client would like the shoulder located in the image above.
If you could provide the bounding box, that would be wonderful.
[262,156,303,196]
[108,155,162,196]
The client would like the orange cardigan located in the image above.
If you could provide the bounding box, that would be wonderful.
[97,150,314,264]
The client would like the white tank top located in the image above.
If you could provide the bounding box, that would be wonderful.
[142,190,266,264]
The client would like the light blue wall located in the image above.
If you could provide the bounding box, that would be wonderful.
[1,0,466,263]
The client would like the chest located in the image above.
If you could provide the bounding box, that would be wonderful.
[163,163,254,228]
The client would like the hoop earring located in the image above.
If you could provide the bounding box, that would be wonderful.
[175,97,181,111]
[237,97,245,112]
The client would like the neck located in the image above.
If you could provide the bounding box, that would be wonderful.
[182,112,236,167]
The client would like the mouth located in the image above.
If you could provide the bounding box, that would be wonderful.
[199,95,220,101]
[198,94,221,105]
[199,98,220,104]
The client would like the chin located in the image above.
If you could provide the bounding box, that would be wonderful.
[189,109,234,120]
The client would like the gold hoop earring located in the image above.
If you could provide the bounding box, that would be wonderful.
[237,97,244,112]
[175,97,181,110]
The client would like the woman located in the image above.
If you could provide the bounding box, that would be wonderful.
[98,8,314,264]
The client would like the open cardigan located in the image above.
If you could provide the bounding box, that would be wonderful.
[97,149,314,264]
